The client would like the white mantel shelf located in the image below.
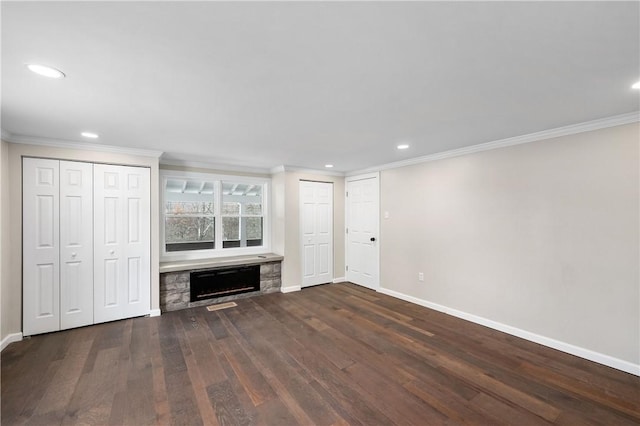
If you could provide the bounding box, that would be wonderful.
[159,253,284,274]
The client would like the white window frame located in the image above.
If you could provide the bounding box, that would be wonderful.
[160,170,271,261]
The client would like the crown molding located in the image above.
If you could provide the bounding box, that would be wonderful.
[347,111,640,176]
[2,131,164,158]
[160,158,272,175]
[1,129,12,142]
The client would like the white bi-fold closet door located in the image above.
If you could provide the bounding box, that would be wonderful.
[23,159,93,335]
[300,181,333,287]
[23,158,150,336]
[94,164,151,324]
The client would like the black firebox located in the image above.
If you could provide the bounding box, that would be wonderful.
[190,266,260,303]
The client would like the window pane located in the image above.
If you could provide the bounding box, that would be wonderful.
[222,202,240,215]
[165,216,215,252]
[245,203,262,215]
[166,201,214,215]
[166,178,215,210]
[166,241,214,252]
[222,182,262,215]
[223,217,240,241]
[246,217,263,241]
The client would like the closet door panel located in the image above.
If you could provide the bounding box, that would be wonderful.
[94,164,150,323]
[60,161,93,330]
[23,158,60,335]
[123,167,150,313]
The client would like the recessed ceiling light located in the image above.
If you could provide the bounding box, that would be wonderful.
[325,164,334,168]
[397,144,410,150]
[26,64,65,79]
[81,132,99,139]
[632,81,640,89]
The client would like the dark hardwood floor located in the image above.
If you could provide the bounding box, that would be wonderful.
[2,283,639,425]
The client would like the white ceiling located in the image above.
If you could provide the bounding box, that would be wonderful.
[2,1,639,173]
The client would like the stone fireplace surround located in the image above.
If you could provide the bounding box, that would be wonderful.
[159,253,283,312]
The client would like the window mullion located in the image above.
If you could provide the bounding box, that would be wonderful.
[214,180,222,251]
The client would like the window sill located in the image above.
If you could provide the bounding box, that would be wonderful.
[159,252,284,274]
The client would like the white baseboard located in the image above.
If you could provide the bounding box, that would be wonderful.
[1,332,23,352]
[281,285,301,293]
[377,287,640,376]
[149,309,162,317]
[332,277,346,283]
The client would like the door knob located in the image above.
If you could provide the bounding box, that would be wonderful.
[109,250,115,255]
[370,237,376,242]
[71,252,77,258]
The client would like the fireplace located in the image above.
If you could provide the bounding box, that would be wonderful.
[190,266,260,303]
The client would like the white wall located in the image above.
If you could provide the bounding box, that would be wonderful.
[2,143,160,342]
[0,140,8,342]
[271,171,286,257]
[160,164,270,179]
[380,123,639,368]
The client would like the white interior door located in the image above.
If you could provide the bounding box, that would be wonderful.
[300,181,333,287]
[59,161,94,330]
[346,173,379,290]
[23,158,60,335]
[94,164,151,323]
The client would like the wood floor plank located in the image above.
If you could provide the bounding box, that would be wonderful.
[214,309,317,426]
[176,312,221,426]
[62,346,121,425]
[219,342,277,407]
[125,318,163,425]
[221,303,346,426]
[252,296,356,371]
[520,361,640,421]
[2,283,639,425]
[254,398,299,426]
[403,379,494,425]
[206,380,252,426]
[252,304,394,424]
[469,392,552,426]
[149,318,172,425]
[343,361,448,425]
[158,314,203,426]
[32,337,93,419]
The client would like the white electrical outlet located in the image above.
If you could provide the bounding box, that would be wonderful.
[418,272,424,282]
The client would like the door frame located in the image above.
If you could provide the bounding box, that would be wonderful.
[299,180,334,287]
[345,172,380,290]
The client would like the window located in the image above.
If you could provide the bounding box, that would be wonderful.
[222,183,263,248]
[165,179,215,252]
[161,171,269,260]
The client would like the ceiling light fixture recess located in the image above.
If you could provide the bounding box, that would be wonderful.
[26,64,65,79]
[81,132,99,139]
[632,81,640,89]
[325,164,334,168]
[397,144,410,150]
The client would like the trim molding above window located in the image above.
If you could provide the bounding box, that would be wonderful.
[160,170,271,261]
